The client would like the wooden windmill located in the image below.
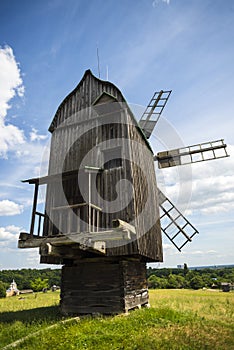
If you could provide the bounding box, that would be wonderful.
[18,70,229,314]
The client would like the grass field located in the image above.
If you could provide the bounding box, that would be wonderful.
[0,289,233,349]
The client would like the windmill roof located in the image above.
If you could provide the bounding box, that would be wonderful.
[48,69,153,153]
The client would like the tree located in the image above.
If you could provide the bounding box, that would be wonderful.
[31,278,49,292]
[183,263,189,276]
[189,275,204,290]
[166,274,186,289]
[148,275,165,289]
[0,281,6,298]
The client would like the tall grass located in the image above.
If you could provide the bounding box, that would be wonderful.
[0,289,233,349]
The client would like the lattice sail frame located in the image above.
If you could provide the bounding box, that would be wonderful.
[156,139,229,169]
[139,90,172,138]
[158,189,199,251]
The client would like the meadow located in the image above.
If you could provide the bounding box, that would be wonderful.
[0,289,233,349]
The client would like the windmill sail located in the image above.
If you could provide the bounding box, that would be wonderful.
[139,90,172,138]
[155,139,229,169]
[158,188,198,251]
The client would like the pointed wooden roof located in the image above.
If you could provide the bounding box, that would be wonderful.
[48,69,153,153]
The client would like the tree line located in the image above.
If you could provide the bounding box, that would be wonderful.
[147,265,234,290]
[0,266,234,298]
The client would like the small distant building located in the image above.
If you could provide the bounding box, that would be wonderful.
[221,283,234,292]
[51,285,60,292]
[6,280,20,297]
[19,289,34,294]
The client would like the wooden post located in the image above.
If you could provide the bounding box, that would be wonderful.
[84,166,102,233]
[37,213,41,236]
[88,171,91,232]
[97,210,99,233]
[30,183,39,236]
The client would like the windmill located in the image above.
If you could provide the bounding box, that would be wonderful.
[18,70,229,314]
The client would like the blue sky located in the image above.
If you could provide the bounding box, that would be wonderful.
[0,0,233,269]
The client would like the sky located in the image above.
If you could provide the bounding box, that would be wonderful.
[0,0,233,270]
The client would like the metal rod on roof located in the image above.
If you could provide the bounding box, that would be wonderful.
[97,46,100,78]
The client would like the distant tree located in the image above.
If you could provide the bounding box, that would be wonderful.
[148,275,158,289]
[183,263,189,276]
[189,275,204,290]
[166,274,186,289]
[0,281,6,298]
[31,278,49,292]
[148,275,167,289]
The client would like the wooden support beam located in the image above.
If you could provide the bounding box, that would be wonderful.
[30,183,39,236]
[18,227,133,254]
[112,219,136,239]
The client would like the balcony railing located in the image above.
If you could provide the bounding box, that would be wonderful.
[31,203,102,237]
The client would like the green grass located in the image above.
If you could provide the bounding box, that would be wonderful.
[0,289,233,349]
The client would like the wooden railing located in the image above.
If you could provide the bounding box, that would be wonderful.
[31,203,102,237]
[35,211,47,236]
[30,209,47,237]
[50,202,102,235]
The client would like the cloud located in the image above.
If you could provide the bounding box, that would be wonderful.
[30,128,48,142]
[0,200,23,216]
[0,225,40,268]
[0,225,21,242]
[0,123,25,158]
[0,45,25,158]
[160,238,233,267]
[0,46,24,118]
[24,249,40,265]
[152,0,170,7]
[0,139,50,212]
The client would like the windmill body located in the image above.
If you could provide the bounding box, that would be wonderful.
[18,70,228,314]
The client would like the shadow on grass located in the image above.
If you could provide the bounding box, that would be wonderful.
[0,305,63,324]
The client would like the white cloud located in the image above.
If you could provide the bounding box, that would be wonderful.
[0,224,39,267]
[0,225,21,241]
[24,249,40,265]
[0,45,25,158]
[0,46,24,118]
[0,200,23,216]
[0,140,50,212]
[152,0,170,6]
[30,128,48,142]
[0,122,25,158]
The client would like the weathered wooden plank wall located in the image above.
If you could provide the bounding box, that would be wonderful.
[60,261,123,315]
[42,70,162,262]
[127,115,163,262]
[60,258,148,315]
